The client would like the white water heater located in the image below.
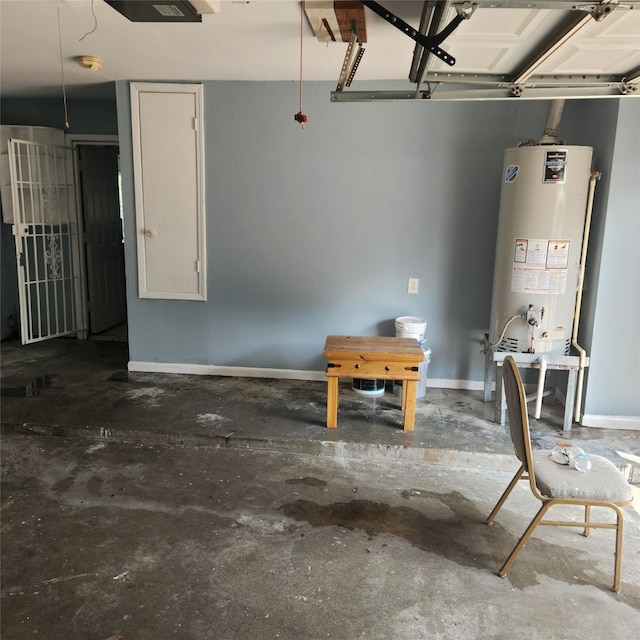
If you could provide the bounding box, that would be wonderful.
[489,145,593,355]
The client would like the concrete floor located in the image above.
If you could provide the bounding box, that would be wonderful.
[2,337,640,638]
[2,338,639,469]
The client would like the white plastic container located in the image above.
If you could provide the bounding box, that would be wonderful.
[352,378,386,397]
[393,348,431,400]
[395,316,427,346]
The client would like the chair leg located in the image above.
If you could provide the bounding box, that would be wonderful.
[612,505,624,593]
[486,465,525,525]
[583,504,591,537]
[498,502,552,578]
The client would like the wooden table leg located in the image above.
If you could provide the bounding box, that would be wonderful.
[403,379,418,431]
[326,377,338,428]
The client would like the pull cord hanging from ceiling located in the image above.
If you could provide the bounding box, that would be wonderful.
[294,0,308,128]
[56,0,70,129]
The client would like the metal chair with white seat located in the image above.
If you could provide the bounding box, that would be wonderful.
[486,355,634,592]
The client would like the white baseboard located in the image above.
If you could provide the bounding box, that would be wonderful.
[426,378,485,391]
[581,414,640,431]
[128,361,327,381]
[128,361,488,390]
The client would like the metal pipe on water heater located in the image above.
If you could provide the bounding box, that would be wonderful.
[534,356,548,419]
[540,99,566,145]
[572,170,600,423]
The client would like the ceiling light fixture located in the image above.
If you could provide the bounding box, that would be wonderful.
[77,55,102,71]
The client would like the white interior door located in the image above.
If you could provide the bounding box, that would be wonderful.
[78,144,126,334]
[9,139,84,344]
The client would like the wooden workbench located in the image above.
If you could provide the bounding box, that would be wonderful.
[322,335,424,431]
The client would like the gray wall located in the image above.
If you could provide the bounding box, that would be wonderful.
[559,99,619,352]
[1,98,118,135]
[580,99,640,418]
[118,80,556,381]
[559,99,640,418]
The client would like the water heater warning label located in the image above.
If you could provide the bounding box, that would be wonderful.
[510,238,570,294]
[544,150,567,183]
[512,268,567,294]
[546,241,570,269]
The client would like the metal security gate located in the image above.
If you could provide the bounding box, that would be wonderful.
[9,139,85,344]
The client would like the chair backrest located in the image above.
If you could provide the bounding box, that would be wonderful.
[503,355,535,479]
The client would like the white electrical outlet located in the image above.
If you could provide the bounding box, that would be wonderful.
[408,278,419,294]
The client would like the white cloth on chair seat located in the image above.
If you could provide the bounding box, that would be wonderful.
[533,450,634,502]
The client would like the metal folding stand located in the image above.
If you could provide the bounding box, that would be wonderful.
[483,340,588,433]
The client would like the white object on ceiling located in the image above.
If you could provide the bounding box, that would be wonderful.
[77,55,102,71]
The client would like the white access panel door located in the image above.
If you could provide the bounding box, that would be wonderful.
[130,83,206,300]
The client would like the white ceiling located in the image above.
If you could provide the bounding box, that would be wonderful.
[1,0,639,100]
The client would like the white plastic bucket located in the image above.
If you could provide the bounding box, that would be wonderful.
[393,348,431,400]
[352,378,386,397]
[395,316,427,346]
